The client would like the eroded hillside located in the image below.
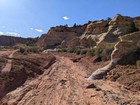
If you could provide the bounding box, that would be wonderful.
[0,14,140,105]
[0,51,140,105]
[37,14,140,49]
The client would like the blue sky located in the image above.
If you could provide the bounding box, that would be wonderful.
[0,0,140,38]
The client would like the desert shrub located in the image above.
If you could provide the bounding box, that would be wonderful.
[58,48,67,52]
[0,46,3,50]
[61,48,67,52]
[80,49,87,55]
[27,46,43,53]
[136,60,140,68]
[101,43,115,61]
[20,47,26,53]
[14,44,42,53]
[14,44,26,49]
[94,43,115,61]
[0,46,11,50]
[95,47,103,55]
[86,48,95,56]
[75,49,81,55]
[73,23,77,27]
[106,17,112,21]
[14,44,27,53]
[67,49,75,53]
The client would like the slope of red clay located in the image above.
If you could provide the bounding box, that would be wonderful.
[0,52,140,105]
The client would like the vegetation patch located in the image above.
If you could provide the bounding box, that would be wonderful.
[59,43,115,61]
[14,44,43,54]
[136,60,140,68]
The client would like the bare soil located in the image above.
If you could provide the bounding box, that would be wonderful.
[0,51,140,105]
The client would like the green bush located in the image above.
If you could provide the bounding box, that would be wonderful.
[80,49,87,55]
[14,44,42,53]
[27,46,43,53]
[0,46,11,50]
[102,43,115,61]
[20,47,26,53]
[75,49,81,55]
[86,49,95,56]
[14,44,26,49]
[67,49,75,53]
[95,47,103,55]
[59,48,67,52]
[94,43,115,61]
[136,60,140,68]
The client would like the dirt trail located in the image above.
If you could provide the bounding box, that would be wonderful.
[1,54,140,105]
[1,50,18,74]
[0,51,12,57]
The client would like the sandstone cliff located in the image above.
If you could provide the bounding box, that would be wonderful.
[37,14,140,49]
[37,25,87,49]
[88,31,140,80]
[0,36,37,46]
[36,14,140,80]
[0,14,140,105]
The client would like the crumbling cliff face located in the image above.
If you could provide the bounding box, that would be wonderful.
[88,31,140,80]
[0,36,37,46]
[37,25,87,49]
[97,14,137,45]
[37,14,140,50]
[0,14,140,105]
[36,14,140,80]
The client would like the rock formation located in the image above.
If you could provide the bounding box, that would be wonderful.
[0,36,37,46]
[83,20,109,35]
[88,31,140,80]
[37,25,87,49]
[36,15,140,81]
[37,14,140,50]
[1,14,140,105]
[97,14,137,45]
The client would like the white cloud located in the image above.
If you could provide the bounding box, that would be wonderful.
[63,16,69,20]
[35,29,43,33]
[0,32,4,35]
[0,31,21,37]
[6,32,21,37]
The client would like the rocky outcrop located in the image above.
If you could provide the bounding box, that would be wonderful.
[37,25,87,49]
[0,36,37,46]
[65,37,80,49]
[134,16,140,30]
[61,36,97,49]
[84,20,109,35]
[88,31,140,80]
[37,14,140,50]
[0,52,56,99]
[80,36,96,47]
[97,14,138,45]
[109,14,136,34]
